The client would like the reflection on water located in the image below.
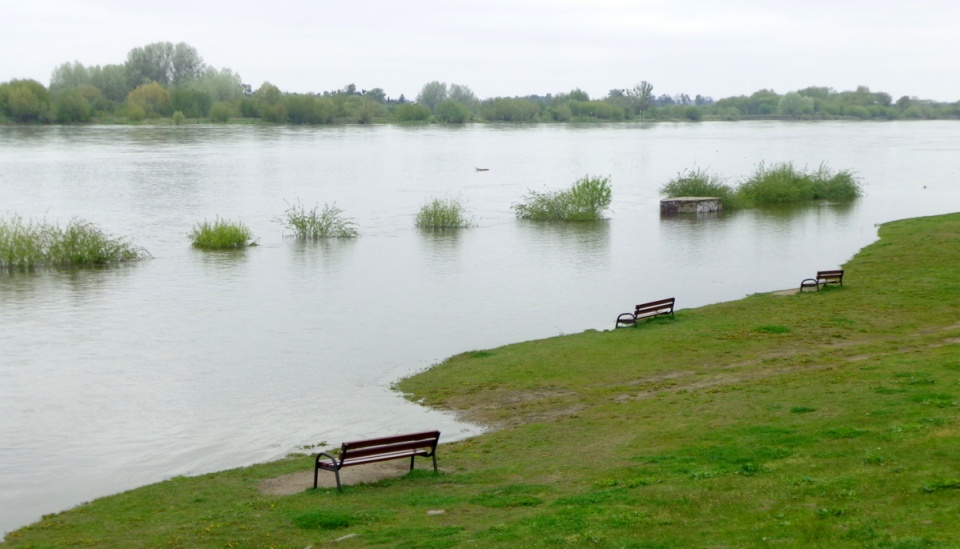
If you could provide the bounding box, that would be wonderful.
[516,220,612,270]
[2,122,960,535]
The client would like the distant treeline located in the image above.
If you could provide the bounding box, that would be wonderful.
[2,41,958,125]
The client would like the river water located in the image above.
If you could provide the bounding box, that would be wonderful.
[1,121,959,535]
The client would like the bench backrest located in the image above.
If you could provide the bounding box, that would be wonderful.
[635,297,675,316]
[817,270,844,282]
[340,430,440,461]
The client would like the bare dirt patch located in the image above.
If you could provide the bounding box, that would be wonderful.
[259,461,412,496]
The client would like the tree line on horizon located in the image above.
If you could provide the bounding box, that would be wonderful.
[1,41,958,125]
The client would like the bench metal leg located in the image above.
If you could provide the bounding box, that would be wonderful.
[313,467,344,491]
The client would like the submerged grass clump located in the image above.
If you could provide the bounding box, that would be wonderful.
[415,197,472,229]
[659,168,739,207]
[0,215,149,270]
[278,200,358,239]
[737,162,862,206]
[513,175,612,221]
[660,162,862,209]
[189,217,256,249]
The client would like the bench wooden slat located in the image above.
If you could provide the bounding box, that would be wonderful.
[817,270,844,285]
[342,431,440,449]
[329,449,432,468]
[342,439,438,461]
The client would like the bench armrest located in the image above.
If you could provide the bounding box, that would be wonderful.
[315,451,341,470]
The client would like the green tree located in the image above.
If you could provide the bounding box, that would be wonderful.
[284,94,334,124]
[393,103,431,121]
[481,97,541,122]
[629,81,654,119]
[0,79,50,122]
[209,101,234,123]
[253,82,286,122]
[355,99,380,124]
[747,89,780,115]
[435,99,469,123]
[190,67,245,101]
[170,88,212,118]
[448,84,478,108]
[896,95,913,112]
[170,43,205,86]
[50,61,90,91]
[417,81,447,111]
[843,104,871,119]
[125,42,205,88]
[778,91,814,116]
[89,64,129,102]
[364,88,387,103]
[683,106,703,121]
[53,88,93,122]
[126,82,172,117]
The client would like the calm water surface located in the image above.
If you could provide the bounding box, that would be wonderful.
[1,122,959,534]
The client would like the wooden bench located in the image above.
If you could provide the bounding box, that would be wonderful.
[616,297,675,328]
[800,269,844,292]
[314,430,440,491]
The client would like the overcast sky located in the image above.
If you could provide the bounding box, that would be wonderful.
[4,0,959,102]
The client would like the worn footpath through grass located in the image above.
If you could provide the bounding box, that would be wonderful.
[4,213,960,548]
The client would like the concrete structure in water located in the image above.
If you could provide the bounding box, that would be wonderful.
[660,197,723,214]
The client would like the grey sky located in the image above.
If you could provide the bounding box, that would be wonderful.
[5,0,959,102]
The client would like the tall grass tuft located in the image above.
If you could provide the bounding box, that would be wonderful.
[659,168,739,208]
[277,201,358,239]
[189,217,256,249]
[415,197,472,229]
[737,162,862,206]
[659,163,863,209]
[513,175,613,221]
[809,163,862,200]
[736,162,812,205]
[0,215,149,270]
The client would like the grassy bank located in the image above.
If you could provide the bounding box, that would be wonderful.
[5,213,960,547]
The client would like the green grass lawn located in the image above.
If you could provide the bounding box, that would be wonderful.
[5,213,960,548]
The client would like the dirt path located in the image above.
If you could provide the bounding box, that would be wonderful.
[259,461,414,495]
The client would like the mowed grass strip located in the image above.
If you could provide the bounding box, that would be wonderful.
[5,213,960,547]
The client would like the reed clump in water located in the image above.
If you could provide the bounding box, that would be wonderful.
[658,168,740,208]
[189,217,256,249]
[513,175,613,221]
[660,162,862,208]
[415,197,472,229]
[278,201,358,239]
[737,161,862,205]
[0,215,149,270]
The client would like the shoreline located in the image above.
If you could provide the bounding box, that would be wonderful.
[5,212,960,545]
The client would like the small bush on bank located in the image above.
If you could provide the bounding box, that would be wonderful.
[0,215,149,269]
[514,175,613,221]
[278,201,358,239]
[416,197,472,229]
[189,217,256,249]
